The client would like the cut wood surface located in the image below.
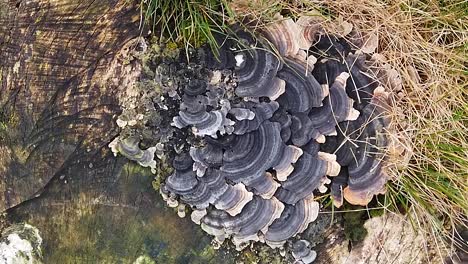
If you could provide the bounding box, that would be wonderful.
[0,1,233,262]
[0,0,139,211]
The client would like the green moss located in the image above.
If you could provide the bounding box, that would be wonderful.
[369,208,385,218]
[163,41,180,58]
[0,111,19,141]
[257,246,286,264]
[123,162,152,176]
[152,157,173,191]
[342,207,368,243]
[188,245,222,264]
[198,245,216,259]
[233,245,287,264]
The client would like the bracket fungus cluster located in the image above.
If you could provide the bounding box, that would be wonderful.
[111,14,403,257]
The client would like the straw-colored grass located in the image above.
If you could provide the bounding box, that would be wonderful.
[305,0,467,256]
[141,0,467,259]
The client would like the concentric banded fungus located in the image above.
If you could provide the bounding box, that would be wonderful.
[275,152,340,205]
[265,196,319,248]
[190,144,223,176]
[229,196,284,248]
[167,169,253,214]
[179,169,226,209]
[165,153,254,213]
[114,13,400,257]
[166,168,198,197]
[214,183,254,216]
[341,87,391,205]
[277,57,324,113]
[200,210,230,243]
[108,137,157,173]
[312,48,379,110]
[308,72,359,136]
[172,96,234,137]
[184,79,207,96]
[262,15,301,56]
[270,108,293,142]
[221,121,302,184]
[233,37,286,100]
[229,108,255,121]
[327,121,361,166]
[292,240,317,264]
[330,170,349,208]
[296,16,322,50]
[191,209,207,225]
[344,54,380,108]
[344,144,387,206]
[248,172,280,199]
[233,101,279,135]
[200,196,284,248]
[290,113,322,146]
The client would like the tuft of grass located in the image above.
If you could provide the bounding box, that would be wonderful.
[140,0,235,55]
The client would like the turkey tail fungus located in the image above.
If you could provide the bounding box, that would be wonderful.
[111,13,403,256]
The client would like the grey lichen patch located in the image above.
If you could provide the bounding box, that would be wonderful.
[110,39,184,173]
[133,255,156,264]
[111,38,229,201]
[302,213,339,247]
[0,223,43,264]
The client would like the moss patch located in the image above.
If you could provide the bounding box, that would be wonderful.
[342,207,368,243]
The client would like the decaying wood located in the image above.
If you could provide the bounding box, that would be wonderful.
[0,0,140,211]
[314,213,444,264]
[0,1,237,262]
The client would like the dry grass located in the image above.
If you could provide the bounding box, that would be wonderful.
[286,0,467,259]
[309,0,467,251]
[231,0,467,257]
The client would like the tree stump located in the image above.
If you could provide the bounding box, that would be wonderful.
[0,1,448,263]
